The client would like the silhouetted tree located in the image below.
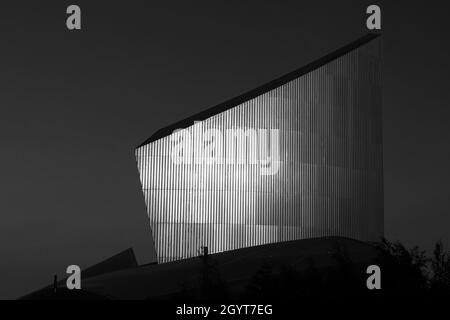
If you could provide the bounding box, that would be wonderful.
[430,241,450,294]
[373,238,429,294]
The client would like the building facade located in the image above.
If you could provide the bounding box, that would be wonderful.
[136,34,384,263]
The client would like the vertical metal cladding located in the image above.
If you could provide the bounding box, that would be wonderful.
[136,37,383,263]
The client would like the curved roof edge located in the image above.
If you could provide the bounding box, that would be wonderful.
[137,33,381,148]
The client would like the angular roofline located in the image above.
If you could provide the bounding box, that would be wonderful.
[137,33,380,148]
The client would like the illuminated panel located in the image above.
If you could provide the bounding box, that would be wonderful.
[136,35,383,263]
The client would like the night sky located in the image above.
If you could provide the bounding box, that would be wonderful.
[1,1,449,299]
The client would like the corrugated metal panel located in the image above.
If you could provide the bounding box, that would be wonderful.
[136,37,383,263]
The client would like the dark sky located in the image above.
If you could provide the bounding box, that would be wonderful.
[0,1,449,299]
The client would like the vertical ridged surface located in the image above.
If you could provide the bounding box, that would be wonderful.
[136,38,383,263]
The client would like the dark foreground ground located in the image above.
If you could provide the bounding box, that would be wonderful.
[20,236,449,302]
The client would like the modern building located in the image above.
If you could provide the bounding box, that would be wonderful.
[136,34,384,263]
